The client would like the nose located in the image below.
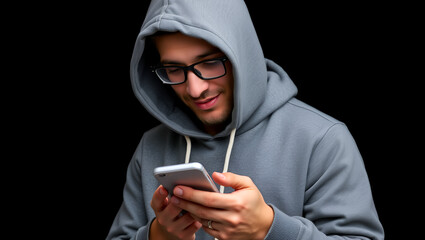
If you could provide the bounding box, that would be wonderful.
[186,70,208,98]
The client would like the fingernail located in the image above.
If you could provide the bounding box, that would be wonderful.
[159,187,166,196]
[215,172,225,179]
[174,187,183,196]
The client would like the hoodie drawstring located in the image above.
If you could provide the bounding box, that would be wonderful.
[184,128,237,194]
[184,135,192,164]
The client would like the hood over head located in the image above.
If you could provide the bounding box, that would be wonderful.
[130,0,298,140]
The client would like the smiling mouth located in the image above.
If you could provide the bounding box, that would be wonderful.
[194,95,220,110]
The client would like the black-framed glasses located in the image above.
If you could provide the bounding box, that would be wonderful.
[152,57,228,85]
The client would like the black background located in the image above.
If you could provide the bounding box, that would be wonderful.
[12,1,421,239]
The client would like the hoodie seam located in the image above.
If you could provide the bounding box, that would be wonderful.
[311,122,345,156]
[287,99,348,198]
[305,122,346,199]
[156,0,170,28]
[287,99,343,125]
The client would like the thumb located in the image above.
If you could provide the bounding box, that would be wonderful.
[212,172,255,191]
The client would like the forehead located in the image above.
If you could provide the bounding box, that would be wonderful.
[153,32,220,62]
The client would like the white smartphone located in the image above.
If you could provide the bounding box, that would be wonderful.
[153,162,219,195]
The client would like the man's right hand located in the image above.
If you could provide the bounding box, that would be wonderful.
[150,185,202,240]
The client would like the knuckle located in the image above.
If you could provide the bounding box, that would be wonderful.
[165,226,175,234]
[218,232,229,240]
[242,175,254,185]
[232,198,246,212]
[226,215,242,227]
[156,217,165,226]
[245,175,254,183]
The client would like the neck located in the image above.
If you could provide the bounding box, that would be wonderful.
[204,125,223,136]
[203,119,231,136]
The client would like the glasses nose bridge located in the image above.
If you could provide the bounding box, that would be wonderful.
[186,64,202,79]
[185,65,209,98]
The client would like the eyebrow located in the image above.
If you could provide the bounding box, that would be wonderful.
[160,48,222,65]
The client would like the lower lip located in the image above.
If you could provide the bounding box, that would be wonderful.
[195,95,219,110]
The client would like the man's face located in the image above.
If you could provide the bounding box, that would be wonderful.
[154,32,234,135]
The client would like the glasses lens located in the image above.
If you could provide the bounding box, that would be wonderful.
[156,67,185,84]
[194,59,226,79]
[155,58,227,85]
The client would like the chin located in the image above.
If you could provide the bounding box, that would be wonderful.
[198,110,231,127]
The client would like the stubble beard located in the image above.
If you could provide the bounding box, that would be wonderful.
[183,89,233,133]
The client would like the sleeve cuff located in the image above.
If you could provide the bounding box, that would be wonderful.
[264,204,300,240]
[135,218,155,240]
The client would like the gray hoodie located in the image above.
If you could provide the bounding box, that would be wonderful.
[106,0,384,239]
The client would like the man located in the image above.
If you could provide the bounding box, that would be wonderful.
[106,1,384,239]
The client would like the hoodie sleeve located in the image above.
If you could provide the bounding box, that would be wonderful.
[265,123,384,240]
[105,142,151,240]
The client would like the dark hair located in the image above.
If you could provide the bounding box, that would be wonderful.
[143,36,160,67]
[144,31,178,67]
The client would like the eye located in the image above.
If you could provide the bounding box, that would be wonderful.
[199,60,221,68]
[166,67,183,75]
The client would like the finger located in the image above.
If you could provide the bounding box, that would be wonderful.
[188,212,202,223]
[172,212,200,231]
[171,194,229,223]
[202,227,220,239]
[180,221,202,239]
[212,172,255,190]
[160,196,186,220]
[202,220,221,239]
[201,219,223,231]
[173,185,222,208]
[157,211,201,239]
[150,185,169,211]
[173,185,238,209]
